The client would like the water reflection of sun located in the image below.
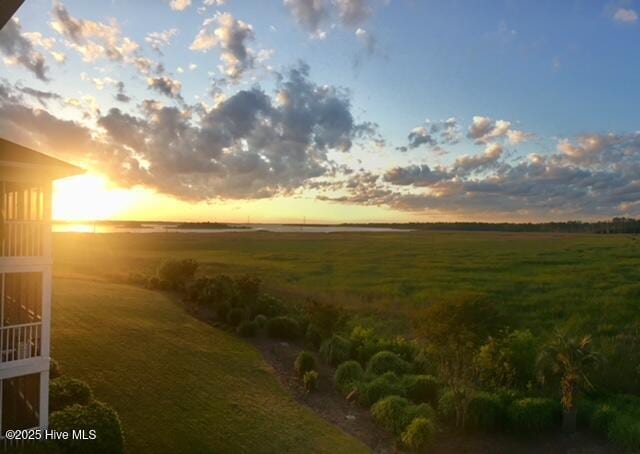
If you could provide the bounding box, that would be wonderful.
[53,174,132,221]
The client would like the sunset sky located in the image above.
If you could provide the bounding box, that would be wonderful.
[1,0,639,222]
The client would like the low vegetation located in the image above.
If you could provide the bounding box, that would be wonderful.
[52,231,640,451]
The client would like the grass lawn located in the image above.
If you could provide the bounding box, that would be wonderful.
[51,276,367,453]
[53,231,640,336]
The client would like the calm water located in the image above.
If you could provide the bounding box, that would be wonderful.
[52,223,410,234]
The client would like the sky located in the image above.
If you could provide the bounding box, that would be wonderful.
[1,0,640,223]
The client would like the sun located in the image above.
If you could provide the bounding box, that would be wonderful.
[53,174,130,221]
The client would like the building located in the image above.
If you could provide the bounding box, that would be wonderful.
[0,138,82,438]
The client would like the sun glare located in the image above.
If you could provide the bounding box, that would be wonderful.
[53,174,131,221]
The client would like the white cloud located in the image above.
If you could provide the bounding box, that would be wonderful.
[613,8,638,23]
[170,0,192,11]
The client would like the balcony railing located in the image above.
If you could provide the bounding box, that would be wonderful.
[0,323,42,363]
[1,221,44,257]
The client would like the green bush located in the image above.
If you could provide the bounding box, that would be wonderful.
[254,314,268,328]
[266,316,299,339]
[235,275,261,307]
[362,372,406,406]
[437,389,456,424]
[303,370,319,392]
[401,417,437,452]
[507,397,560,433]
[306,300,344,339]
[404,403,436,427]
[319,335,352,367]
[305,323,324,351]
[295,351,317,378]
[586,403,615,436]
[403,375,439,405]
[49,401,124,453]
[366,351,412,376]
[252,294,286,318]
[335,360,365,395]
[371,395,411,435]
[608,414,640,451]
[49,377,93,412]
[226,307,246,327]
[236,320,258,337]
[50,358,62,379]
[467,392,505,431]
[157,258,198,290]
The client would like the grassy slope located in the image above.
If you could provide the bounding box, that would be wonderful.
[51,277,367,454]
[53,231,640,335]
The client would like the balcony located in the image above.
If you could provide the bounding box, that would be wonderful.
[0,323,42,364]
[1,182,46,259]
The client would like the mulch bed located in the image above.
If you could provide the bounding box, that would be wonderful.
[250,336,396,453]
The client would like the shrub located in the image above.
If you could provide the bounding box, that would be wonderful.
[608,414,640,451]
[367,351,412,376]
[226,307,246,327]
[306,300,344,339]
[401,417,437,452]
[371,395,411,435]
[157,258,198,290]
[590,404,616,435]
[437,390,456,424]
[295,351,317,378]
[254,314,268,328]
[236,320,258,337]
[319,335,352,367]
[198,275,235,308]
[49,377,93,412]
[404,403,437,427]
[507,397,560,433]
[305,324,324,350]
[467,392,505,431]
[362,372,406,406]
[235,275,261,307]
[266,316,299,340]
[252,294,286,318]
[335,360,365,395]
[403,375,439,405]
[49,401,124,453]
[303,370,319,393]
[50,358,62,379]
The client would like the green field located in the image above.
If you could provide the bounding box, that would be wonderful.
[54,231,640,336]
[51,276,367,453]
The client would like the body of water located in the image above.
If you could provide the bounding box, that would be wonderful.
[53,223,410,234]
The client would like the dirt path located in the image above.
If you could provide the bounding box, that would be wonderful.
[250,336,397,453]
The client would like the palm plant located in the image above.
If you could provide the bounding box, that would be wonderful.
[537,330,600,433]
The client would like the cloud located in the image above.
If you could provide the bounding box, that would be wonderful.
[355,28,376,55]
[170,0,191,11]
[467,115,531,145]
[284,0,373,38]
[323,131,640,218]
[336,0,371,27]
[613,8,638,23]
[190,13,255,81]
[399,118,461,152]
[147,76,183,100]
[16,86,62,106]
[0,63,374,202]
[0,18,49,81]
[146,28,179,54]
[51,1,143,68]
[283,0,329,34]
[114,81,131,103]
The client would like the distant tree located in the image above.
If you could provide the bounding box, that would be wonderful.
[416,297,499,429]
[537,331,600,433]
